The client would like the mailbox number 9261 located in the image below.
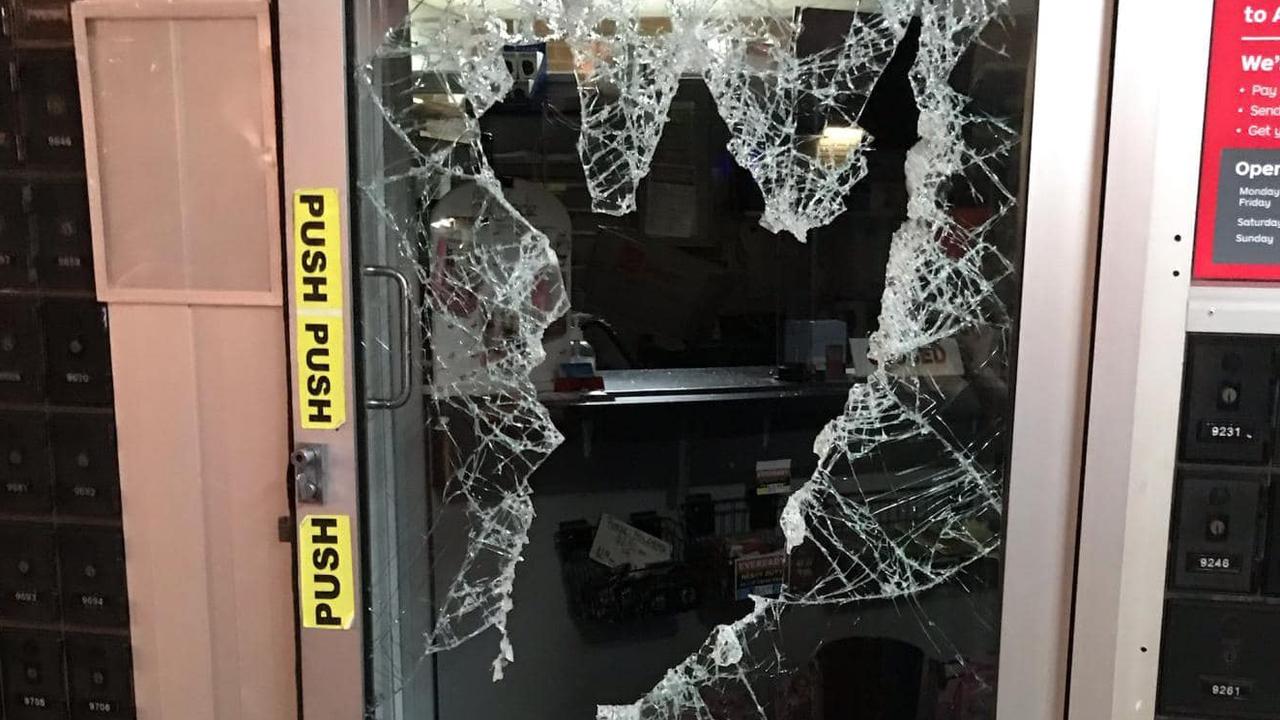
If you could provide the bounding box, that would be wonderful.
[1201,678,1251,701]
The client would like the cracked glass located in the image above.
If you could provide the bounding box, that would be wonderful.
[352,0,1037,717]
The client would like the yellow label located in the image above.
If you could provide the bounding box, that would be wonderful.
[293,189,344,312]
[298,514,355,630]
[296,316,346,429]
[293,189,346,430]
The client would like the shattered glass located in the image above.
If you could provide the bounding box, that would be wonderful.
[356,0,1032,716]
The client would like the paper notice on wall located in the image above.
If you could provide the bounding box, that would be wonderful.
[644,181,696,238]
[589,513,672,568]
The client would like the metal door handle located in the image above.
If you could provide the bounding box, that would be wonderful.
[362,265,414,410]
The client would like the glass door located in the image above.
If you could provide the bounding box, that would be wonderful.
[340,0,1097,717]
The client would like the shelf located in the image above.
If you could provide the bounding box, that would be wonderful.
[538,366,859,407]
[532,366,978,414]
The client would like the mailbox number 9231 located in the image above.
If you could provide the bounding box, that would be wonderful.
[1198,421,1251,443]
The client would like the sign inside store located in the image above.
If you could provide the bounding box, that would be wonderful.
[293,189,347,429]
[298,514,355,630]
[1193,3,1280,278]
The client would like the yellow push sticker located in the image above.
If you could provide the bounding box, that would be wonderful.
[298,514,355,630]
[294,189,344,312]
[293,189,346,430]
[295,315,346,430]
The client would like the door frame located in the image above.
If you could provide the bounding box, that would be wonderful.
[998,0,1115,716]
[276,0,1116,716]
[278,0,367,717]
[1067,2,1217,718]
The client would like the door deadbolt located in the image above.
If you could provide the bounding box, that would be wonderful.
[292,444,326,504]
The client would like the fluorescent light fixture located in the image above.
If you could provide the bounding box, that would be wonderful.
[820,124,865,145]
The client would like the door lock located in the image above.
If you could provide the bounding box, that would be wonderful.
[291,444,327,504]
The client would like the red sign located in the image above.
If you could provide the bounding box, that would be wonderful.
[1195,1,1280,279]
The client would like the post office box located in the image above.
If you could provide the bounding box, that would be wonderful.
[41,301,110,406]
[0,411,52,513]
[56,527,127,627]
[0,56,20,167]
[11,0,73,43]
[64,635,134,720]
[17,53,81,168]
[1180,337,1274,464]
[1172,338,1274,461]
[1159,601,1280,718]
[1170,473,1263,593]
[0,182,33,287]
[0,630,67,719]
[31,182,91,291]
[50,415,118,517]
[1267,484,1280,596]
[0,299,44,401]
[0,523,58,621]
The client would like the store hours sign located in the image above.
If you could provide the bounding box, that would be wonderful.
[1195,2,1280,279]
